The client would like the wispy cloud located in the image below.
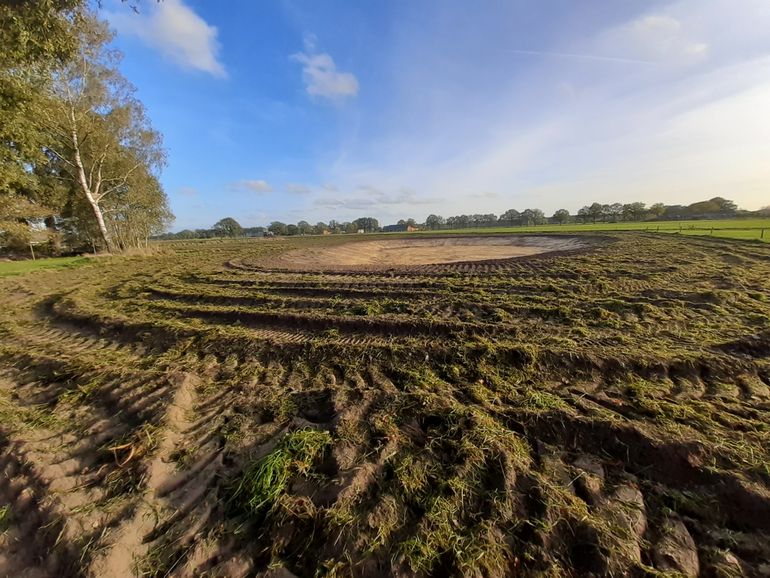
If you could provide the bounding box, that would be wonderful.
[595,13,708,66]
[316,0,770,215]
[291,35,358,100]
[284,183,312,194]
[229,179,273,193]
[470,192,501,199]
[505,49,655,66]
[315,186,438,210]
[110,0,226,77]
[162,1,770,230]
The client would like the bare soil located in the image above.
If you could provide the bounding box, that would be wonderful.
[1,233,770,577]
[273,235,587,270]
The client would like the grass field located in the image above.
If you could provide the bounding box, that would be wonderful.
[1,232,769,577]
[0,256,94,278]
[421,218,770,242]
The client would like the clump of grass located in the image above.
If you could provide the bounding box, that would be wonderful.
[398,494,510,576]
[350,301,381,316]
[522,389,567,411]
[0,390,60,431]
[58,379,100,405]
[381,299,413,314]
[232,428,332,514]
[0,504,12,533]
[317,328,340,339]
[276,395,298,421]
[392,451,438,497]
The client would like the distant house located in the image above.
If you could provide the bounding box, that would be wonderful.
[357,229,365,234]
[382,224,419,232]
[321,229,332,235]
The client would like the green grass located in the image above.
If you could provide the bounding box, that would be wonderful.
[231,428,332,514]
[415,218,770,242]
[0,256,94,277]
[0,504,11,532]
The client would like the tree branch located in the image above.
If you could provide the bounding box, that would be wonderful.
[95,162,142,201]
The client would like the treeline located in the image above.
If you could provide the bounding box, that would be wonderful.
[159,197,765,240]
[424,197,761,229]
[156,217,381,240]
[0,2,172,256]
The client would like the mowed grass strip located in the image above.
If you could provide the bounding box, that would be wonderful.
[415,217,770,241]
[0,256,94,277]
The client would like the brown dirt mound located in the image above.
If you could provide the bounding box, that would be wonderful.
[273,235,587,270]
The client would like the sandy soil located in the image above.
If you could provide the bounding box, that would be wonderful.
[275,236,586,269]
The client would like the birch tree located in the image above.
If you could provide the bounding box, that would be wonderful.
[40,18,165,252]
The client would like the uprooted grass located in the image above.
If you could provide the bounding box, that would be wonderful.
[0,504,11,532]
[231,428,333,515]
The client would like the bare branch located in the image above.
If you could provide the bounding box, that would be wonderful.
[95,162,142,201]
[45,146,74,167]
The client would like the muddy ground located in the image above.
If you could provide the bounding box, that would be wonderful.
[272,235,589,270]
[0,232,769,577]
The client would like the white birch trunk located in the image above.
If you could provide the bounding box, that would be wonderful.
[69,107,113,253]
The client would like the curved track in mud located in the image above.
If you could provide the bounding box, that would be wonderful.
[1,232,770,577]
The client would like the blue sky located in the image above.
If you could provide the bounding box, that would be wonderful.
[106,0,770,231]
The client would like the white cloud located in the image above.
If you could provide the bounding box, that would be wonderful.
[315,186,439,211]
[230,179,273,193]
[285,183,312,194]
[313,0,770,216]
[597,13,708,65]
[291,36,358,100]
[110,0,226,77]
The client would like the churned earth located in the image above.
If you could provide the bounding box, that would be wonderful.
[271,235,589,270]
[0,232,769,578]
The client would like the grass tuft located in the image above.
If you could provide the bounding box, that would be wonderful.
[231,428,332,514]
[0,504,12,533]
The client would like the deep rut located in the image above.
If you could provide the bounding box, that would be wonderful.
[89,371,201,577]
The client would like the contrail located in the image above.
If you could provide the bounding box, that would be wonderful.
[506,49,655,66]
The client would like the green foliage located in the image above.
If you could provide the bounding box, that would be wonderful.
[0,193,51,250]
[0,1,83,66]
[0,504,11,533]
[0,0,83,199]
[0,2,172,254]
[425,214,445,230]
[268,221,287,235]
[212,217,243,238]
[231,428,332,514]
[552,208,571,224]
[353,216,379,232]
